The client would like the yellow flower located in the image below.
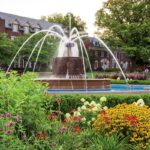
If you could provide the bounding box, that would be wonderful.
[93,103,150,149]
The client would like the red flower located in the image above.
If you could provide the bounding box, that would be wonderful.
[100,110,107,115]
[124,114,139,126]
[103,116,111,123]
[73,116,81,122]
[72,126,81,132]
[48,114,57,120]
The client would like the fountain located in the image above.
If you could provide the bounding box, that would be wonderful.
[7,18,129,91]
[38,39,110,90]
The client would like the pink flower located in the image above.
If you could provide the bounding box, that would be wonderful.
[6,121,14,127]
[6,130,12,135]
[5,112,11,118]
[60,126,67,132]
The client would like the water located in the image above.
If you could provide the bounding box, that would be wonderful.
[48,84,150,93]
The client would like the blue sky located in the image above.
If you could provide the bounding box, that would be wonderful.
[0,0,107,35]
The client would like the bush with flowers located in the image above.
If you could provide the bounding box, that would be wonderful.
[64,97,107,127]
[93,99,150,149]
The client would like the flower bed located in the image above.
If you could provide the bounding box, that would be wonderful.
[1,71,150,149]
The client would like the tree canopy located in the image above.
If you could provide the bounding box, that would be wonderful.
[41,12,87,32]
[13,33,59,71]
[95,0,150,65]
[0,33,17,68]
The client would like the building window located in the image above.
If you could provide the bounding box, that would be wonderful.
[95,51,98,57]
[101,51,104,57]
[106,52,109,58]
[35,28,40,32]
[12,23,18,32]
[24,26,29,33]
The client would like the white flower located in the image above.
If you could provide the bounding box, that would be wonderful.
[81,98,85,102]
[81,105,87,110]
[96,104,102,109]
[84,101,90,106]
[137,99,145,106]
[81,117,86,122]
[77,107,81,112]
[90,101,97,106]
[92,106,98,112]
[117,77,120,80]
[133,99,145,106]
[65,113,71,119]
[100,97,107,102]
[73,111,81,116]
[103,106,108,110]
[91,117,96,121]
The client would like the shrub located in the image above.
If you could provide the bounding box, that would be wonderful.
[93,101,150,149]
[0,71,49,137]
[111,79,150,85]
[64,97,107,127]
[45,94,150,113]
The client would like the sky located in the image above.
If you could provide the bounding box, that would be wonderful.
[0,0,107,35]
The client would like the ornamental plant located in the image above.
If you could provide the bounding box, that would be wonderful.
[65,97,107,127]
[93,99,150,149]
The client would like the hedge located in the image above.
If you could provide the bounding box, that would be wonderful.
[111,80,150,85]
[43,93,150,113]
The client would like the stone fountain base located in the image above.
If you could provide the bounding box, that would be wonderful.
[52,57,84,76]
[37,78,111,90]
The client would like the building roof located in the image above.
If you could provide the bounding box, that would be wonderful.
[0,11,58,29]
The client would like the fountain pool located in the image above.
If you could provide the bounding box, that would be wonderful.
[47,84,150,93]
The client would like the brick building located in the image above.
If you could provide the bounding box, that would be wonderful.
[85,37,133,71]
[0,11,57,40]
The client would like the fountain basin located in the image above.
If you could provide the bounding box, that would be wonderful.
[52,57,84,76]
[36,78,110,90]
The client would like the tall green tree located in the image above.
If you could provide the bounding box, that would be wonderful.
[95,0,150,65]
[41,12,87,31]
[0,33,17,69]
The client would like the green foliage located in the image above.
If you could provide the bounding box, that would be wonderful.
[44,93,150,113]
[90,133,133,150]
[111,79,150,85]
[13,33,58,71]
[95,0,150,65]
[41,12,87,31]
[0,33,17,67]
[0,71,49,136]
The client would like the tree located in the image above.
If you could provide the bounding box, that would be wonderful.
[95,0,150,65]
[0,33,17,69]
[13,33,59,71]
[41,12,87,32]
